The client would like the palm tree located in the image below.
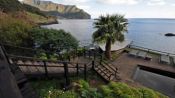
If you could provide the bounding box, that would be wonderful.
[93,14,128,59]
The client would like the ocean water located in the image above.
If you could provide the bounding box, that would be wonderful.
[42,19,175,54]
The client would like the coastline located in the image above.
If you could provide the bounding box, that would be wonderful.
[38,20,58,25]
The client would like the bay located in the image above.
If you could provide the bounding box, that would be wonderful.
[42,19,175,54]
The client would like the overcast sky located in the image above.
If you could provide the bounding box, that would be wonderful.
[19,0,175,18]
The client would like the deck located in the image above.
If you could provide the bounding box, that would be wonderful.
[111,52,175,87]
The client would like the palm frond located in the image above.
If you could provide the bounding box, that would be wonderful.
[92,14,128,44]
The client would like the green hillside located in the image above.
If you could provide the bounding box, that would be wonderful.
[0,0,23,12]
[0,0,57,25]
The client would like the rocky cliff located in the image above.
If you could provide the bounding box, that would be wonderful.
[23,0,91,19]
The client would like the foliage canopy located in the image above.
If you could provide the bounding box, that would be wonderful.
[31,28,78,52]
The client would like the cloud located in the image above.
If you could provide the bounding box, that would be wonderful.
[96,0,139,5]
[59,0,90,4]
[147,0,166,6]
[77,5,91,10]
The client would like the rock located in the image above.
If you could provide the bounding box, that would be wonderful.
[165,33,175,37]
[23,0,91,19]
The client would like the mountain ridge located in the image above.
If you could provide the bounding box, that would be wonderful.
[23,0,91,19]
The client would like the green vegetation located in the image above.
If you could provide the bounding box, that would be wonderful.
[26,12,56,25]
[93,14,128,59]
[0,0,57,25]
[31,28,78,59]
[0,0,43,16]
[31,80,168,98]
[0,12,33,45]
[23,3,46,17]
[31,28,78,51]
[0,0,23,12]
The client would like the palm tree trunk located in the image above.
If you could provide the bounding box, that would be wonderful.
[105,39,111,59]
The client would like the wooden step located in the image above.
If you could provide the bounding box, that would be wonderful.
[96,65,113,75]
[101,62,117,74]
[20,83,38,98]
[14,72,27,84]
[94,66,115,81]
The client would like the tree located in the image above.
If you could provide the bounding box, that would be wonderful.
[93,14,128,59]
[31,28,78,58]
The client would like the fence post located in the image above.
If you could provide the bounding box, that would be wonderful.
[100,55,103,65]
[93,50,96,60]
[83,46,86,57]
[92,60,95,69]
[43,61,48,77]
[68,55,71,61]
[64,62,70,87]
[76,63,79,77]
[84,64,87,80]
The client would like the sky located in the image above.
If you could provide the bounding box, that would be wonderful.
[19,0,175,18]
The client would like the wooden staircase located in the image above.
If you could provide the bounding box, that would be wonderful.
[82,48,121,82]
[9,64,38,98]
[93,60,120,82]
[0,45,38,98]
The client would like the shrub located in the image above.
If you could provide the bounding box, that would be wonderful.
[99,85,113,96]
[0,12,32,45]
[56,91,78,98]
[31,28,78,52]
[139,88,168,98]
[31,79,169,98]
[37,52,48,60]
[78,80,102,98]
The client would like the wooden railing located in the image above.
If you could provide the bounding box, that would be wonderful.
[8,54,93,86]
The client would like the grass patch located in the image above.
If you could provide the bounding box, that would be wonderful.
[26,12,57,24]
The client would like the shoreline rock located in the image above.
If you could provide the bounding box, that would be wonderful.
[165,33,175,37]
[38,20,58,25]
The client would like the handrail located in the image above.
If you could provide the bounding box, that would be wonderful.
[17,64,85,68]
[101,61,118,73]
[8,54,88,65]
[1,42,75,54]
[96,65,114,80]
[129,44,175,56]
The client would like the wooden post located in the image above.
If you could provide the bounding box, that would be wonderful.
[76,63,79,77]
[92,60,95,69]
[43,61,48,77]
[83,47,86,57]
[64,62,70,87]
[93,50,96,60]
[68,55,71,61]
[100,55,102,65]
[84,64,87,80]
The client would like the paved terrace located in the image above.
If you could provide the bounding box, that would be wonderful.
[111,51,175,87]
